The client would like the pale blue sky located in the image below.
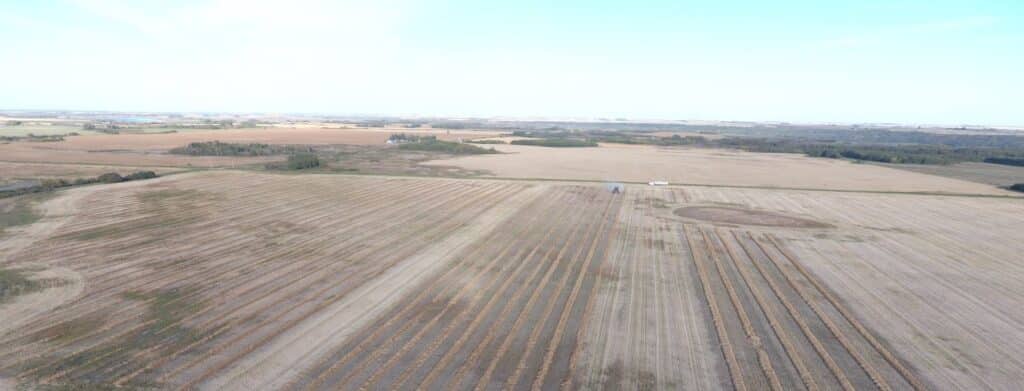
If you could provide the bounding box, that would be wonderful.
[2,0,1022,125]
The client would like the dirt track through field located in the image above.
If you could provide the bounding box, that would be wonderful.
[206,183,550,390]
[576,189,728,390]
[0,172,531,388]
[286,185,621,390]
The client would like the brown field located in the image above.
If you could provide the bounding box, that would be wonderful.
[0,127,498,169]
[0,162,185,183]
[0,172,538,389]
[575,188,937,391]
[677,185,1024,390]
[877,161,1024,188]
[425,143,1019,196]
[54,127,498,150]
[1,169,1022,390]
[0,142,280,168]
[674,205,832,228]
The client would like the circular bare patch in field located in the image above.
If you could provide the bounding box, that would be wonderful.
[674,206,831,228]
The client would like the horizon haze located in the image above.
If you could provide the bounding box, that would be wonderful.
[2,0,1022,126]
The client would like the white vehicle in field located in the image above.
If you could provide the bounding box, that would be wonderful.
[648,180,669,186]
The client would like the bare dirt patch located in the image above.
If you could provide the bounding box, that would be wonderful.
[674,206,831,228]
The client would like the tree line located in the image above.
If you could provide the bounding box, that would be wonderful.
[1,171,158,198]
[169,141,313,156]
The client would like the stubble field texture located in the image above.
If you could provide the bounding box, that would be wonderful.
[3,167,1023,390]
[0,127,497,168]
[424,143,1018,195]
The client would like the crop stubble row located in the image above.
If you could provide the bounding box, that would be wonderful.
[287,185,621,390]
[575,188,925,390]
[0,172,531,388]
[685,186,1024,390]
[4,175,973,390]
[684,225,925,390]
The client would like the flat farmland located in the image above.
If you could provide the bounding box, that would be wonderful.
[679,186,1024,390]
[0,127,499,168]
[576,187,932,390]
[0,162,185,183]
[877,161,1024,188]
[424,143,1018,195]
[0,142,280,168]
[0,172,539,388]
[2,171,1024,390]
[53,127,498,151]
[282,185,620,390]
[0,125,94,137]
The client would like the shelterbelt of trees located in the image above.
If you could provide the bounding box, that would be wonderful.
[169,141,313,156]
[390,134,499,154]
[0,171,158,198]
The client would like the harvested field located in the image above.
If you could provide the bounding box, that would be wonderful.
[45,127,495,150]
[682,185,1024,390]
[2,171,1023,390]
[0,196,43,237]
[877,161,1024,188]
[675,205,832,228]
[0,172,536,389]
[0,142,280,167]
[424,143,1018,195]
[576,189,729,390]
[0,162,184,183]
[0,127,498,168]
[575,188,929,390]
[0,124,88,137]
[285,185,620,390]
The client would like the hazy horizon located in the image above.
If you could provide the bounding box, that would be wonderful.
[4,108,1022,130]
[2,0,1022,126]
